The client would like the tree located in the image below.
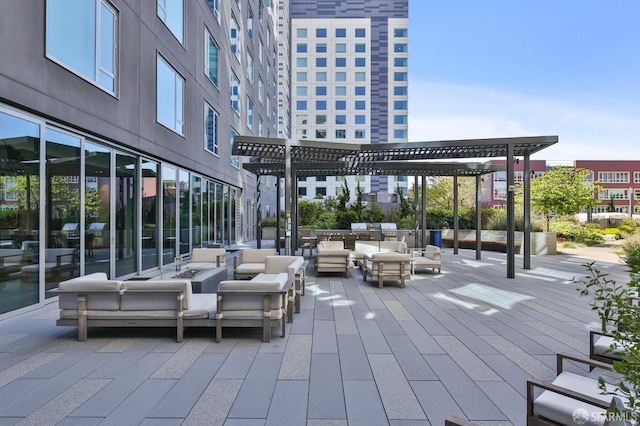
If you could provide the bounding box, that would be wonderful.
[530,166,601,231]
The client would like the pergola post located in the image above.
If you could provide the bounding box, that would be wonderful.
[421,175,426,248]
[475,174,482,260]
[285,140,292,255]
[523,155,531,269]
[453,175,459,255]
[507,144,516,278]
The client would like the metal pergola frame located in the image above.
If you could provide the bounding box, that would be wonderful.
[234,135,558,278]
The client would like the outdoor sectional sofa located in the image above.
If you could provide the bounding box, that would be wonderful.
[315,240,352,276]
[349,240,407,268]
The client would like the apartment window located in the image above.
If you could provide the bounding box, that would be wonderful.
[247,7,254,39]
[246,53,254,85]
[336,43,346,53]
[394,129,408,139]
[296,100,307,110]
[207,0,220,22]
[230,71,240,113]
[296,57,307,67]
[258,39,264,64]
[598,172,629,183]
[204,102,219,155]
[394,115,408,125]
[335,115,346,125]
[46,0,118,94]
[394,86,408,96]
[230,128,239,168]
[335,101,346,110]
[316,130,326,139]
[394,43,408,53]
[355,58,366,67]
[299,177,307,182]
[296,115,308,125]
[394,100,408,110]
[258,0,264,22]
[296,28,307,37]
[156,55,184,134]
[258,116,264,136]
[296,86,307,96]
[316,187,327,197]
[316,43,327,53]
[316,86,327,96]
[316,176,327,182]
[316,57,327,67]
[355,115,365,124]
[316,28,327,37]
[336,28,346,37]
[298,187,307,197]
[394,58,408,67]
[355,44,366,53]
[258,78,264,102]
[355,86,366,96]
[247,99,254,129]
[355,72,366,81]
[355,28,366,37]
[335,58,346,67]
[599,188,629,200]
[335,86,347,96]
[355,129,366,139]
[296,129,308,139]
[157,0,184,44]
[634,172,640,183]
[336,129,346,139]
[230,14,241,61]
[296,43,307,53]
[316,72,327,81]
[205,30,219,86]
[355,101,365,110]
[394,28,408,37]
[316,115,327,125]
[296,72,307,82]
[316,101,327,110]
[335,72,347,81]
[394,72,408,82]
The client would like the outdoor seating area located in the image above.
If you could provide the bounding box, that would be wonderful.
[0,245,633,424]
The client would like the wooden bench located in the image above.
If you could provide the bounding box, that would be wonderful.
[442,238,521,253]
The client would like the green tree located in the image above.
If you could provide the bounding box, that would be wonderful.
[530,166,600,231]
[350,182,365,221]
[298,200,324,226]
[336,181,350,211]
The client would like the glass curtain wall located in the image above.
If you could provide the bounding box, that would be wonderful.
[191,175,202,248]
[84,142,110,276]
[141,159,159,271]
[0,111,40,313]
[45,128,81,295]
[115,152,137,277]
[178,169,189,254]
[162,165,177,266]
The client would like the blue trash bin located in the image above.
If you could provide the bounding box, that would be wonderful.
[430,230,442,247]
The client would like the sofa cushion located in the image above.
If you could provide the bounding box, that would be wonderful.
[378,241,407,253]
[218,273,288,311]
[593,335,625,360]
[319,241,344,250]
[241,248,276,263]
[187,294,217,318]
[58,276,122,310]
[121,280,192,311]
[264,256,303,275]
[235,263,266,275]
[191,248,226,266]
[533,371,618,426]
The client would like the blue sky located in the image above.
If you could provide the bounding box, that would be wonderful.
[408,1,640,160]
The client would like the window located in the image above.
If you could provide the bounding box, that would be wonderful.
[258,39,264,64]
[355,58,366,67]
[316,176,327,182]
[316,57,327,67]
[296,86,307,96]
[394,28,408,37]
[316,43,327,53]
[207,0,220,22]
[394,43,408,53]
[315,100,327,110]
[156,55,184,134]
[335,115,346,125]
[246,53,254,85]
[394,58,408,67]
[598,188,629,200]
[247,7,254,39]
[316,28,326,37]
[316,115,327,125]
[599,172,630,183]
[230,14,241,61]
[335,28,346,37]
[296,72,307,82]
[336,129,346,139]
[297,129,308,139]
[394,72,408,82]
[258,116,264,136]
[157,0,184,44]
[296,57,308,67]
[355,101,365,110]
[205,30,219,86]
[634,172,640,183]
[394,86,408,96]
[335,72,346,81]
[355,28,366,37]
[335,101,346,110]
[355,115,365,124]
[394,115,407,125]
[296,28,307,37]
[230,128,239,168]
[335,86,346,96]
[335,58,346,67]
[335,43,346,53]
[355,44,366,53]
[316,86,327,96]
[296,43,307,53]
[355,86,365,96]
[230,72,240,113]
[296,115,308,125]
[316,130,326,139]
[394,129,408,139]
[46,0,118,94]
[296,100,307,110]
[394,100,408,110]
[316,72,327,81]
[316,187,327,197]
[355,129,366,139]
[298,187,307,197]
[258,78,264,102]
[204,102,219,155]
[355,72,366,81]
[247,99,254,129]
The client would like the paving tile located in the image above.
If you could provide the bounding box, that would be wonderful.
[265,380,308,426]
[385,335,438,381]
[477,381,526,426]
[312,320,338,354]
[278,334,312,380]
[355,319,391,354]
[398,320,445,355]
[337,334,373,380]
[0,352,63,387]
[182,379,242,426]
[308,353,345,419]
[99,379,177,426]
[372,308,405,335]
[433,335,501,381]
[343,380,388,426]
[410,380,464,426]
[481,336,556,381]
[333,309,358,334]
[214,341,260,379]
[228,353,283,419]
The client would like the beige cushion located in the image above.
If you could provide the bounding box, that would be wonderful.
[58,276,122,310]
[218,273,288,311]
[319,241,344,250]
[378,241,406,253]
[188,294,218,318]
[235,263,266,275]
[594,335,626,360]
[241,248,276,263]
[191,248,226,265]
[121,280,192,311]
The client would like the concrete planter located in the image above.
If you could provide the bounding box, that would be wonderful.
[439,229,556,255]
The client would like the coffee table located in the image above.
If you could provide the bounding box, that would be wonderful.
[132,266,228,293]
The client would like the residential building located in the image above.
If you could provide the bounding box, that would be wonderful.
[575,160,640,214]
[289,0,409,201]
[0,0,278,316]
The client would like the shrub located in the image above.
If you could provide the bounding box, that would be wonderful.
[261,216,279,227]
[601,228,622,239]
[619,231,640,272]
[550,219,604,245]
[484,209,545,232]
[311,212,336,230]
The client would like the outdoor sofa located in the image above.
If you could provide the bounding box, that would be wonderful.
[315,240,352,276]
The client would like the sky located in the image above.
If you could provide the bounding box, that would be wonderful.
[408,1,640,161]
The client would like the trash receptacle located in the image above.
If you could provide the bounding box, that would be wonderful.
[429,230,442,247]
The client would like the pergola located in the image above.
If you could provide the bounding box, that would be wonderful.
[233,135,558,278]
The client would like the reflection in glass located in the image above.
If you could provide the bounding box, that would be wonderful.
[0,111,40,312]
[45,128,81,295]
[179,169,189,254]
[115,152,137,276]
[141,159,158,271]
[162,165,177,266]
[191,175,202,248]
[85,142,110,276]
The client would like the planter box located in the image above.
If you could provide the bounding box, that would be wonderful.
[439,230,556,255]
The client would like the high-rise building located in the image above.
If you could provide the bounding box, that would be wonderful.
[0,0,278,316]
[289,0,409,201]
